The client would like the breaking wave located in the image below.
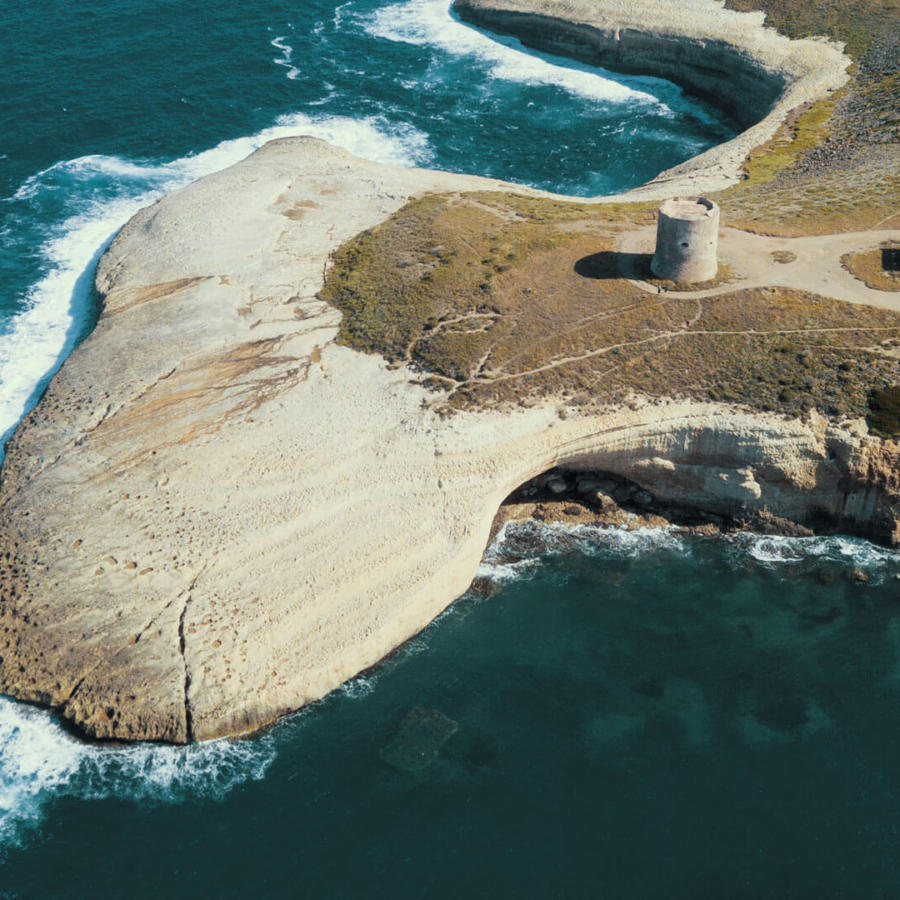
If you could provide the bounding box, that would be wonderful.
[729,532,900,577]
[476,519,686,582]
[0,697,276,851]
[0,112,431,461]
[362,0,661,105]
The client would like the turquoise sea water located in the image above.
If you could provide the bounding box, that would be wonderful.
[1,527,899,897]
[1,0,899,896]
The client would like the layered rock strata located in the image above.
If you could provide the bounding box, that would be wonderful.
[0,138,896,743]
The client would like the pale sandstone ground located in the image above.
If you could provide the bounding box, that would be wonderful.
[619,227,900,309]
[0,0,897,743]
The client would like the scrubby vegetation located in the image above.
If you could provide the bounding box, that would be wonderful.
[322,193,900,418]
[723,0,897,59]
[868,385,900,436]
[717,0,899,234]
[841,245,900,292]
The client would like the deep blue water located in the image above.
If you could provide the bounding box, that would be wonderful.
[1,0,899,896]
[1,526,899,897]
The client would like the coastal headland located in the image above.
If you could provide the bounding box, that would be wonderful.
[0,0,897,743]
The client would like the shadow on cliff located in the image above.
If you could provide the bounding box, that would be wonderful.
[575,251,652,280]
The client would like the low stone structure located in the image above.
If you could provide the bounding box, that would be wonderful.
[651,197,720,283]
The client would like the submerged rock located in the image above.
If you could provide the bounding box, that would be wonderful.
[380,707,459,773]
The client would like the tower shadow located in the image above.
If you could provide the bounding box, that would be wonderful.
[574,251,653,280]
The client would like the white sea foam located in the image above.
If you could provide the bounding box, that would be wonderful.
[333,0,354,28]
[475,557,541,582]
[730,533,900,571]
[476,520,685,584]
[362,0,659,105]
[338,676,377,700]
[0,113,431,458]
[0,697,275,850]
[271,35,301,80]
[0,192,153,452]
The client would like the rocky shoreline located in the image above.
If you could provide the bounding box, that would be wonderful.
[500,468,817,539]
[499,463,900,544]
[454,0,850,198]
[0,1,894,744]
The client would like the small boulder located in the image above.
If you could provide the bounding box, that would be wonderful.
[590,491,617,511]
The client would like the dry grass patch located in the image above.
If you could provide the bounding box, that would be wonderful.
[321,193,900,422]
[724,0,898,57]
[715,0,899,236]
[841,245,900,292]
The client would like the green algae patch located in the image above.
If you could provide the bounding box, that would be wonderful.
[741,100,837,189]
[322,192,900,418]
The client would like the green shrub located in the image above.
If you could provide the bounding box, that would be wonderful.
[868,386,900,437]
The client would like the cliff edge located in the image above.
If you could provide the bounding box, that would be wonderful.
[454,0,850,196]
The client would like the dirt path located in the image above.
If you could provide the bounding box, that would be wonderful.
[618,227,900,311]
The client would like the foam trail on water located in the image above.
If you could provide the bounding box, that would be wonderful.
[730,533,900,573]
[0,112,431,458]
[271,35,301,80]
[363,0,659,104]
[333,0,354,28]
[0,697,276,850]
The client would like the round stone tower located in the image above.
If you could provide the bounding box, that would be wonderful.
[651,196,719,283]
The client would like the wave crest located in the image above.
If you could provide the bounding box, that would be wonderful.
[0,698,275,850]
[362,0,660,105]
